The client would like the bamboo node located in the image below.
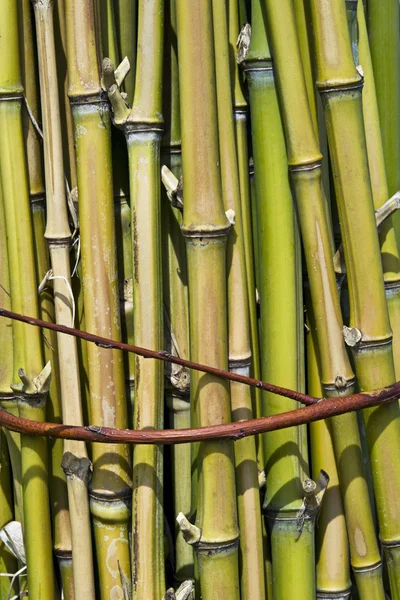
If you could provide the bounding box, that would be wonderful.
[296,470,329,540]
[236,24,251,64]
[176,513,201,545]
[343,326,362,347]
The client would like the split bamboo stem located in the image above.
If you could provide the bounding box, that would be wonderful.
[356,2,400,378]
[212,3,264,598]
[31,0,96,597]
[174,1,240,597]
[310,1,400,595]
[264,1,385,596]
[242,3,313,597]
[65,2,132,597]
[162,0,193,584]
[0,1,56,598]
[103,0,165,596]
[367,0,400,245]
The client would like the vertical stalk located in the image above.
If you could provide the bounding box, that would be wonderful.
[175,1,240,597]
[367,0,400,243]
[0,431,18,598]
[310,2,400,596]
[242,2,313,597]
[0,1,55,598]
[114,0,137,104]
[263,0,385,597]
[32,0,96,597]
[65,2,132,598]
[162,0,193,584]
[213,2,264,599]
[20,1,73,594]
[104,1,165,597]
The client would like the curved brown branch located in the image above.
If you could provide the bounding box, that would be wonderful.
[0,382,399,445]
[0,308,317,405]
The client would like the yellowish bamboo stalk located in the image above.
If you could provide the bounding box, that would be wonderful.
[162,0,193,583]
[0,2,56,598]
[65,2,132,597]
[175,1,240,597]
[32,0,97,597]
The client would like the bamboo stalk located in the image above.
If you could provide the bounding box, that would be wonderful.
[212,3,264,598]
[103,0,165,596]
[174,1,240,597]
[310,2,400,596]
[228,0,264,464]
[242,3,314,597]
[0,430,18,599]
[31,0,97,597]
[367,0,400,244]
[20,2,74,594]
[307,318,351,599]
[65,2,132,598]
[263,1,385,597]
[162,0,193,584]
[356,2,400,379]
[0,2,56,598]
[114,0,137,104]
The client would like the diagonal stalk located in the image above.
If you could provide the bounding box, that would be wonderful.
[263,0,385,596]
[310,1,400,596]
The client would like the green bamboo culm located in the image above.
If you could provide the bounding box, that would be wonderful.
[212,2,265,599]
[241,3,313,598]
[103,0,166,596]
[174,1,240,598]
[263,1,386,597]
[161,0,193,585]
[356,2,400,380]
[367,0,400,248]
[0,1,56,598]
[65,1,132,597]
[310,1,400,596]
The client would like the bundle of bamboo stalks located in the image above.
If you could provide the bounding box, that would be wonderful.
[1,0,400,598]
